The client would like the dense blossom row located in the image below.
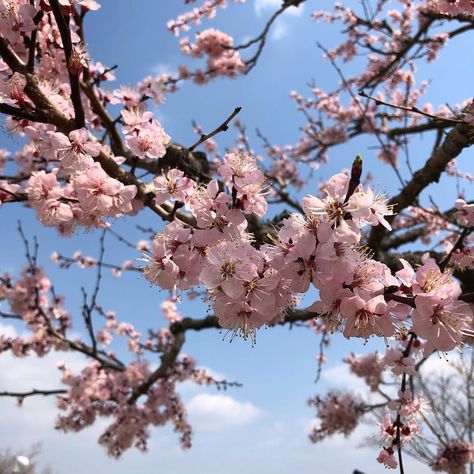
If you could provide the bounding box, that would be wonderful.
[139,153,473,354]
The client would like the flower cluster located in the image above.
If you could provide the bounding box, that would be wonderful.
[0,266,71,357]
[271,171,397,339]
[56,357,195,457]
[431,439,474,474]
[308,391,363,443]
[180,29,245,83]
[142,153,294,340]
[428,0,474,17]
[142,158,473,354]
[122,108,170,160]
[0,263,225,458]
[0,0,473,466]
[167,0,245,36]
[398,257,472,354]
[25,158,137,232]
[345,352,385,391]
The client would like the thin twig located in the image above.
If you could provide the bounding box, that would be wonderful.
[189,106,241,152]
[359,90,463,125]
[0,389,67,398]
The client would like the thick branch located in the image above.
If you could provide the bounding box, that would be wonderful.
[0,103,46,123]
[369,114,474,255]
[49,0,85,127]
[128,331,186,404]
[80,81,127,156]
[387,121,450,138]
[0,37,27,73]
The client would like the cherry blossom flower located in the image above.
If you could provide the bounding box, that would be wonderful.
[412,295,472,354]
[51,128,102,173]
[152,168,195,205]
[125,122,170,159]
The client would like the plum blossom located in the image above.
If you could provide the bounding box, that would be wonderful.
[0,180,20,205]
[217,152,268,216]
[201,241,258,300]
[121,108,154,135]
[383,348,416,375]
[180,29,245,82]
[308,391,363,443]
[125,122,170,160]
[0,1,37,45]
[377,447,398,469]
[51,128,102,173]
[303,173,381,243]
[412,295,472,354]
[152,168,195,205]
[340,292,394,339]
[345,352,384,391]
[455,199,474,227]
[72,162,137,216]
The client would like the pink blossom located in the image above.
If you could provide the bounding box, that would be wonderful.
[340,292,394,339]
[0,1,37,45]
[455,199,474,227]
[431,439,473,474]
[125,122,170,159]
[377,447,398,469]
[383,348,416,375]
[345,352,384,391]
[0,180,20,205]
[152,168,195,205]
[308,391,363,443]
[25,170,63,206]
[51,128,101,173]
[303,173,375,243]
[121,107,154,135]
[412,295,473,354]
[201,241,258,299]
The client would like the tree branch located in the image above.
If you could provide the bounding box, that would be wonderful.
[0,389,67,398]
[189,106,241,152]
[368,111,474,255]
[49,0,85,128]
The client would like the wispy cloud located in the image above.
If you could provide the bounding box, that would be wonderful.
[254,0,305,41]
[271,22,289,40]
[322,362,367,392]
[254,0,305,17]
[150,62,176,77]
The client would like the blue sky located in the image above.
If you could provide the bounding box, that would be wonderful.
[0,0,473,472]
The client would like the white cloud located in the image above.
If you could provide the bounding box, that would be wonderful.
[322,363,366,392]
[0,341,93,471]
[254,0,305,17]
[254,0,305,42]
[187,393,263,431]
[0,321,18,339]
[150,62,176,77]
